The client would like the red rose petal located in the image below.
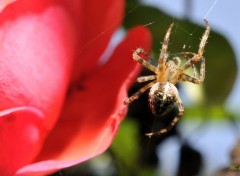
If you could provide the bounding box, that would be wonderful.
[0,0,77,129]
[0,0,16,12]
[99,26,152,92]
[0,1,81,174]
[0,107,45,176]
[71,0,124,82]
[17,26,152,175]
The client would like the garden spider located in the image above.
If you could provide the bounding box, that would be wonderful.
[124,20,210,137]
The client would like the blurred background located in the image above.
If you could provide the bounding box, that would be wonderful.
[52,0,240,175]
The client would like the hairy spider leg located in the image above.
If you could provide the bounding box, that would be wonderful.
[179,19,210,72]
[133,48,158,74]
[179,57,205,84]
[123,80,157,105]
[181,52,198,78]
[137,75,157,83]
[145,101,185,137]
[198,19,210,56]
[125,19,210,137]
[172,57,182,68]
[158,23,174,73]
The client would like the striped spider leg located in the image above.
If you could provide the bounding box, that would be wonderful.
[179,52,205,84]
[123,48,158,105]
[124,20,210,137]
[123,23,175,105]
[178,19,210,84]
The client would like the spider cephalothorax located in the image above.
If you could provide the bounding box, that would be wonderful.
[124,20,210,137]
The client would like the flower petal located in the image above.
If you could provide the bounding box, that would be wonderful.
[17,26,152,175]
[0,0,16,12]
[0,1,80,174]
[99,26,152,96]
[71,0,124,81]
[0,107,45,176]
[0,0,77,129]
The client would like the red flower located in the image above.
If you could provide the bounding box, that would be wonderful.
[0,0,152,175]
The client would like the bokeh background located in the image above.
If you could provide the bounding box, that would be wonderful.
[52,0,240,175]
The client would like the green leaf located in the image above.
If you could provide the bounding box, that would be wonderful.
[110,118,158,175]
[123,2,237,105]
[110,118,140,175]
[184,105,237,120]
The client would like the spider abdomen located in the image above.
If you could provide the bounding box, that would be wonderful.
[149,82,179,116]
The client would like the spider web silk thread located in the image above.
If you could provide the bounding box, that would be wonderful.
[203,0,219,19]
[176,0,219,54]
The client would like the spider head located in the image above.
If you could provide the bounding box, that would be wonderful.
[149,82,179,116]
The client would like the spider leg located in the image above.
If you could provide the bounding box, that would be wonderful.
[181,52,198,78]
[158,23,174,73]
[179,20,210,72]
[198,19,210,56]
[179,57,205,84]
[179,54,201,72]
[124,80,157,105]
[137,75,157,83]
[133,48,158,74]
[172,57,181,68]
[179,74,201,84]
[145,101,184,137]
[181,52,195,56]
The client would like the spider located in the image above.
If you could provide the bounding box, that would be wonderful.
[124,19,210,137]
